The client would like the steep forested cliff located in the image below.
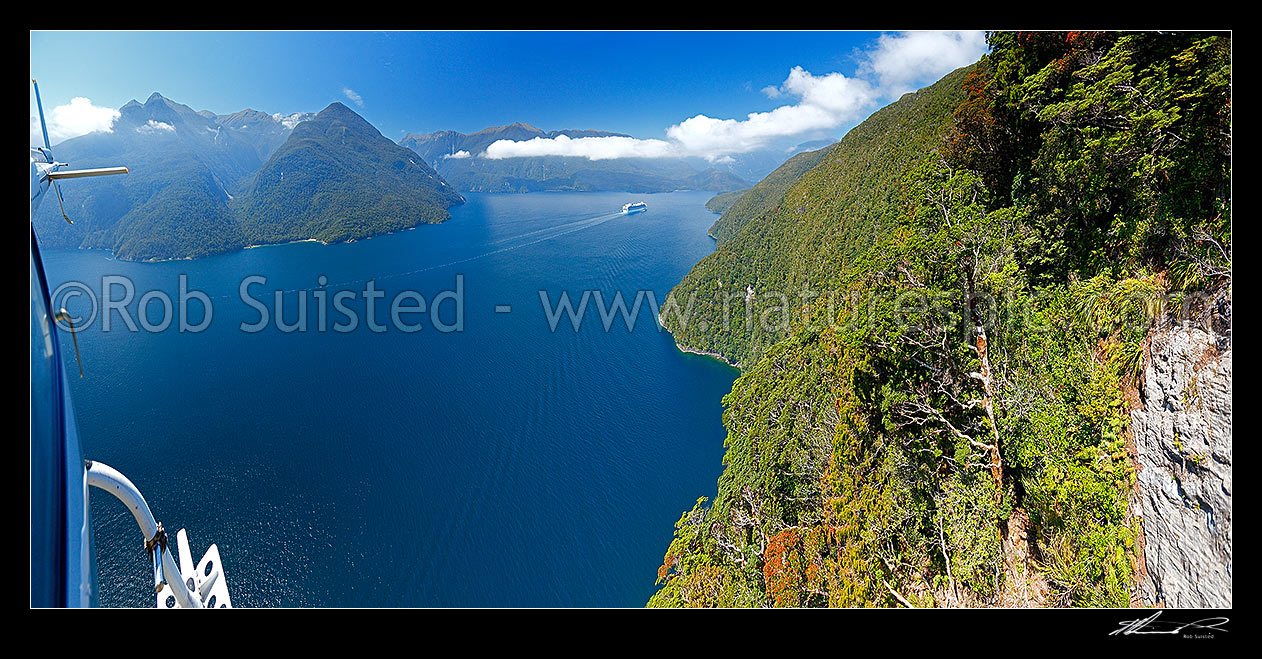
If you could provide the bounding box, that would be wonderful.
[660,66,974,368]
[704,144,834,245]
[650,31,1231,608]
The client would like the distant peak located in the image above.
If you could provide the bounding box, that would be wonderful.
[312,102,376,133]
[401,129,458,140]
[470,122,544,138]
[145,91,166,103]
[319,101,358,116]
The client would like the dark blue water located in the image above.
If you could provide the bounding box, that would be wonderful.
[42,191,736,607]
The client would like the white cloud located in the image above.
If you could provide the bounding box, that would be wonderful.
[780,67,877,115]
[137,120,176,135]
[443,150,472,159]
[485,134,677,161]
[860,30,988,97]
[665,67,876,160]
[31,96,120,146]
[479,31,986,162]
[342,87,364,107]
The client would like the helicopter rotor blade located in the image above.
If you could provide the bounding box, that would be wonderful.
[47,167,130,180]
[32,79,52,151]
[30,81,127,225]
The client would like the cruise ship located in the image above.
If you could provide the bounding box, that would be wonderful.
[621,201,647,214]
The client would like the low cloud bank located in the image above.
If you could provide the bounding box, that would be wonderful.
[137,119,176,135]
[485,134,676,160]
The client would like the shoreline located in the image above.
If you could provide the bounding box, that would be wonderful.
[656,311,740,369]
[134,237,332,263]
[117,220,442,263]
[675,344,740,369]
[243,238,329,251]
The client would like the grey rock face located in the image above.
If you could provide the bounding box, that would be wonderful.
[1131,324,1231,607]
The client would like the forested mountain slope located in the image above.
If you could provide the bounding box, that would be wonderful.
[704,188,748,216]
[705,143,835,245]
[237,102,464,247]
[661,65,974,368]
[650,32,1230,608]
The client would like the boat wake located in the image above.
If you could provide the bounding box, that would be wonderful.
[254,211,625,299]
[366,211,623,285]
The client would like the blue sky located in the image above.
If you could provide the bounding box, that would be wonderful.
[30,31,987,159]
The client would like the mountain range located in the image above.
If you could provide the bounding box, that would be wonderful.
[32,95,461,261]
[400,122,632,161]
[400,122,751,194]
[33,96,831,259]
[33,91,852,261]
